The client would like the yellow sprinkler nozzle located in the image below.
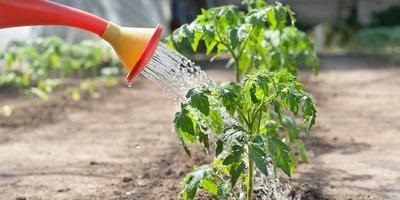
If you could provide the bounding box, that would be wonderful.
[101,22,163,83]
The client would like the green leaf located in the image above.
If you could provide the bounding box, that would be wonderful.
[180,137,192,157]
[219,82,241,115]
[191,30,203,52]
[250,84,261,103]
[243,0,267,10]
[212,159,230,175]
[244,72,273,102]
[221,127,247,148]
[205,40,218,55]
[216,140,224,156]
[174,112,195,140]
[267,8,278,29]
[198,131,209,150]
[282,91,299,115]
[201,179,218,195]
[282,116,299,142]
[182,165,214,200]
[272,99,282,119]
[268,136,295,176]
[249,141,269,177]
[220,90,238,115]
[217,182,231,199]
[265,120,279,136]
[223,145,244,165]
[295,139,309,163]
[229,161,245,187]
[30,87,49,101]
[267,4,287,29]
[208,109,223,134]
[187,89,210,116]
[174,106,197,154]
[300,95,317,133]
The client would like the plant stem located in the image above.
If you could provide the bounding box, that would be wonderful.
[238,110,251,129]
[212,19,241,83]
[247,154,254,200]
[235,61,241,83]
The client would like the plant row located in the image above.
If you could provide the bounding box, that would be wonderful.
[0,37,122,100]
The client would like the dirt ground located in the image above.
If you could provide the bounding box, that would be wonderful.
[0,56,399,200]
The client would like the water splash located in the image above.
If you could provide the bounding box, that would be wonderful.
[134,143,141,150]
[253,163,300,200]
[141,43,210,101]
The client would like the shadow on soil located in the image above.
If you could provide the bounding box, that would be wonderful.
[304,135,371,157]
[294,135,376,200]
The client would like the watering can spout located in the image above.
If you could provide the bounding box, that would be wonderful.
[0,0,163,83]
[101,23,163,83]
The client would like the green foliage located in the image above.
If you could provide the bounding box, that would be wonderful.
[372,6,400,27]
[0,36,122,100]
[165,2,319,81]
[356,26,400,50]
[175,71,317,199]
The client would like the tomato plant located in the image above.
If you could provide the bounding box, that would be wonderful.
[165,0,319,82]
[175,71,316,199]
[167,1,319,199]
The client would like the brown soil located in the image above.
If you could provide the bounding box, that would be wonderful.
[1,57,400,200]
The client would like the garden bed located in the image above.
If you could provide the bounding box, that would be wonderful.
[0,59,400,199]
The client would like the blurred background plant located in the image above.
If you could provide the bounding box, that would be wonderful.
[0,37,122,101]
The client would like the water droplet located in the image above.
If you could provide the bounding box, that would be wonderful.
[127,82,133,88]
[134,143,140,149]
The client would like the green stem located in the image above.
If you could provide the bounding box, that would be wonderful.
[247,155,254,200]
[235,61,241,83]
[238,110,251,129]
[212,19,241,83]
[256,110,262,134]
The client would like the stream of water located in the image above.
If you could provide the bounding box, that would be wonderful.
[141,42,210,101]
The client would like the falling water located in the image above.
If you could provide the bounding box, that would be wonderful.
[140,42,300,200]
[141,42,210,101]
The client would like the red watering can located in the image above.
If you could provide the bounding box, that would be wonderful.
[0,0,163,83]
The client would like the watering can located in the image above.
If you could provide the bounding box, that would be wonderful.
[0,0,163,83]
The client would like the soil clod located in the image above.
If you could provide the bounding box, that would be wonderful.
[122,177,133,182]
